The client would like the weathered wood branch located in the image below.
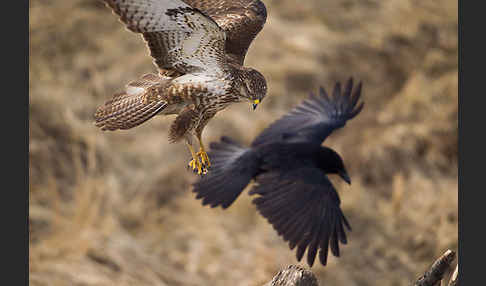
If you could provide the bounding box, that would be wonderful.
[263,249,458,286]
[413,249,457,286]
[263,265,319,286]
[447,264,458,286]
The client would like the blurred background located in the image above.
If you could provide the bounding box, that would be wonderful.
[29,0,458,285]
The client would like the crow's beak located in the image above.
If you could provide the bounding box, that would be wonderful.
[252,99,260,110]
[339,170,351,185]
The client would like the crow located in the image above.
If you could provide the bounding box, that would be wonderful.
[192,78,364,267]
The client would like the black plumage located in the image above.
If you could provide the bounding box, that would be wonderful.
[192,78,364,267]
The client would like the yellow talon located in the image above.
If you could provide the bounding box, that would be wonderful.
[197,143,211,168]
[186,143,209,175]
[197,150,211,168]
[188,157,204,174]
[187,143,200,171]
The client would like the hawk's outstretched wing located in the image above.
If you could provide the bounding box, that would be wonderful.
[182,0,267,65]
[251,78,364,147]
[249,167,351,267]
[103,0,227,75]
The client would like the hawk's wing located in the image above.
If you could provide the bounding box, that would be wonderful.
[249,167,351,267]
[103,0,227,75]
[251,78,364,147]
[182,0,267,65]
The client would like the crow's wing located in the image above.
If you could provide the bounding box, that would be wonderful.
[251,78,364,147]
[249,167,351,267]
[103,0,226,75]
[182,0,267,65]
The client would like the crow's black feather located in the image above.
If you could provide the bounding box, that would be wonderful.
[250,78,364,147]
[192,79,364,267]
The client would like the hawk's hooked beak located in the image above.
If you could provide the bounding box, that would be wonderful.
[252,99,260,110]
[339,170,351,185]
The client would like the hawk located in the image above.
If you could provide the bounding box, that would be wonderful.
[94,0,268,174]
[192,78,364,267]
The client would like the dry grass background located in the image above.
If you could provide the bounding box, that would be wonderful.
[29,0,458,285]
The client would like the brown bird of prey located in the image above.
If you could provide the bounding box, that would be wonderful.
[94,0,268,174]
[192,78,364,267]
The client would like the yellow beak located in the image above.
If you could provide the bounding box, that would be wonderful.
[252,99,260,110]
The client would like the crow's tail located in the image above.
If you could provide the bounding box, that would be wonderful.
[192,136,259,209]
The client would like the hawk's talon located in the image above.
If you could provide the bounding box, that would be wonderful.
[186,142,210,175]
[188,156,208,175]
[188,158,201,174]
[196,149,211,168]
[188,159,196,170]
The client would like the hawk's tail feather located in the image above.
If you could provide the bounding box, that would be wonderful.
[192,136,259,209]
[94,74,169,131]
[94,90,168,131]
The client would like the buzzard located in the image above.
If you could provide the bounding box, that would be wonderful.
[192,78,364,267]
[94,0,268,174]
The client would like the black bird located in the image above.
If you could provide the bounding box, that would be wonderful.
[192,78,364,267]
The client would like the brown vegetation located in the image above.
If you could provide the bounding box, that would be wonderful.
[30,0,457,285]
